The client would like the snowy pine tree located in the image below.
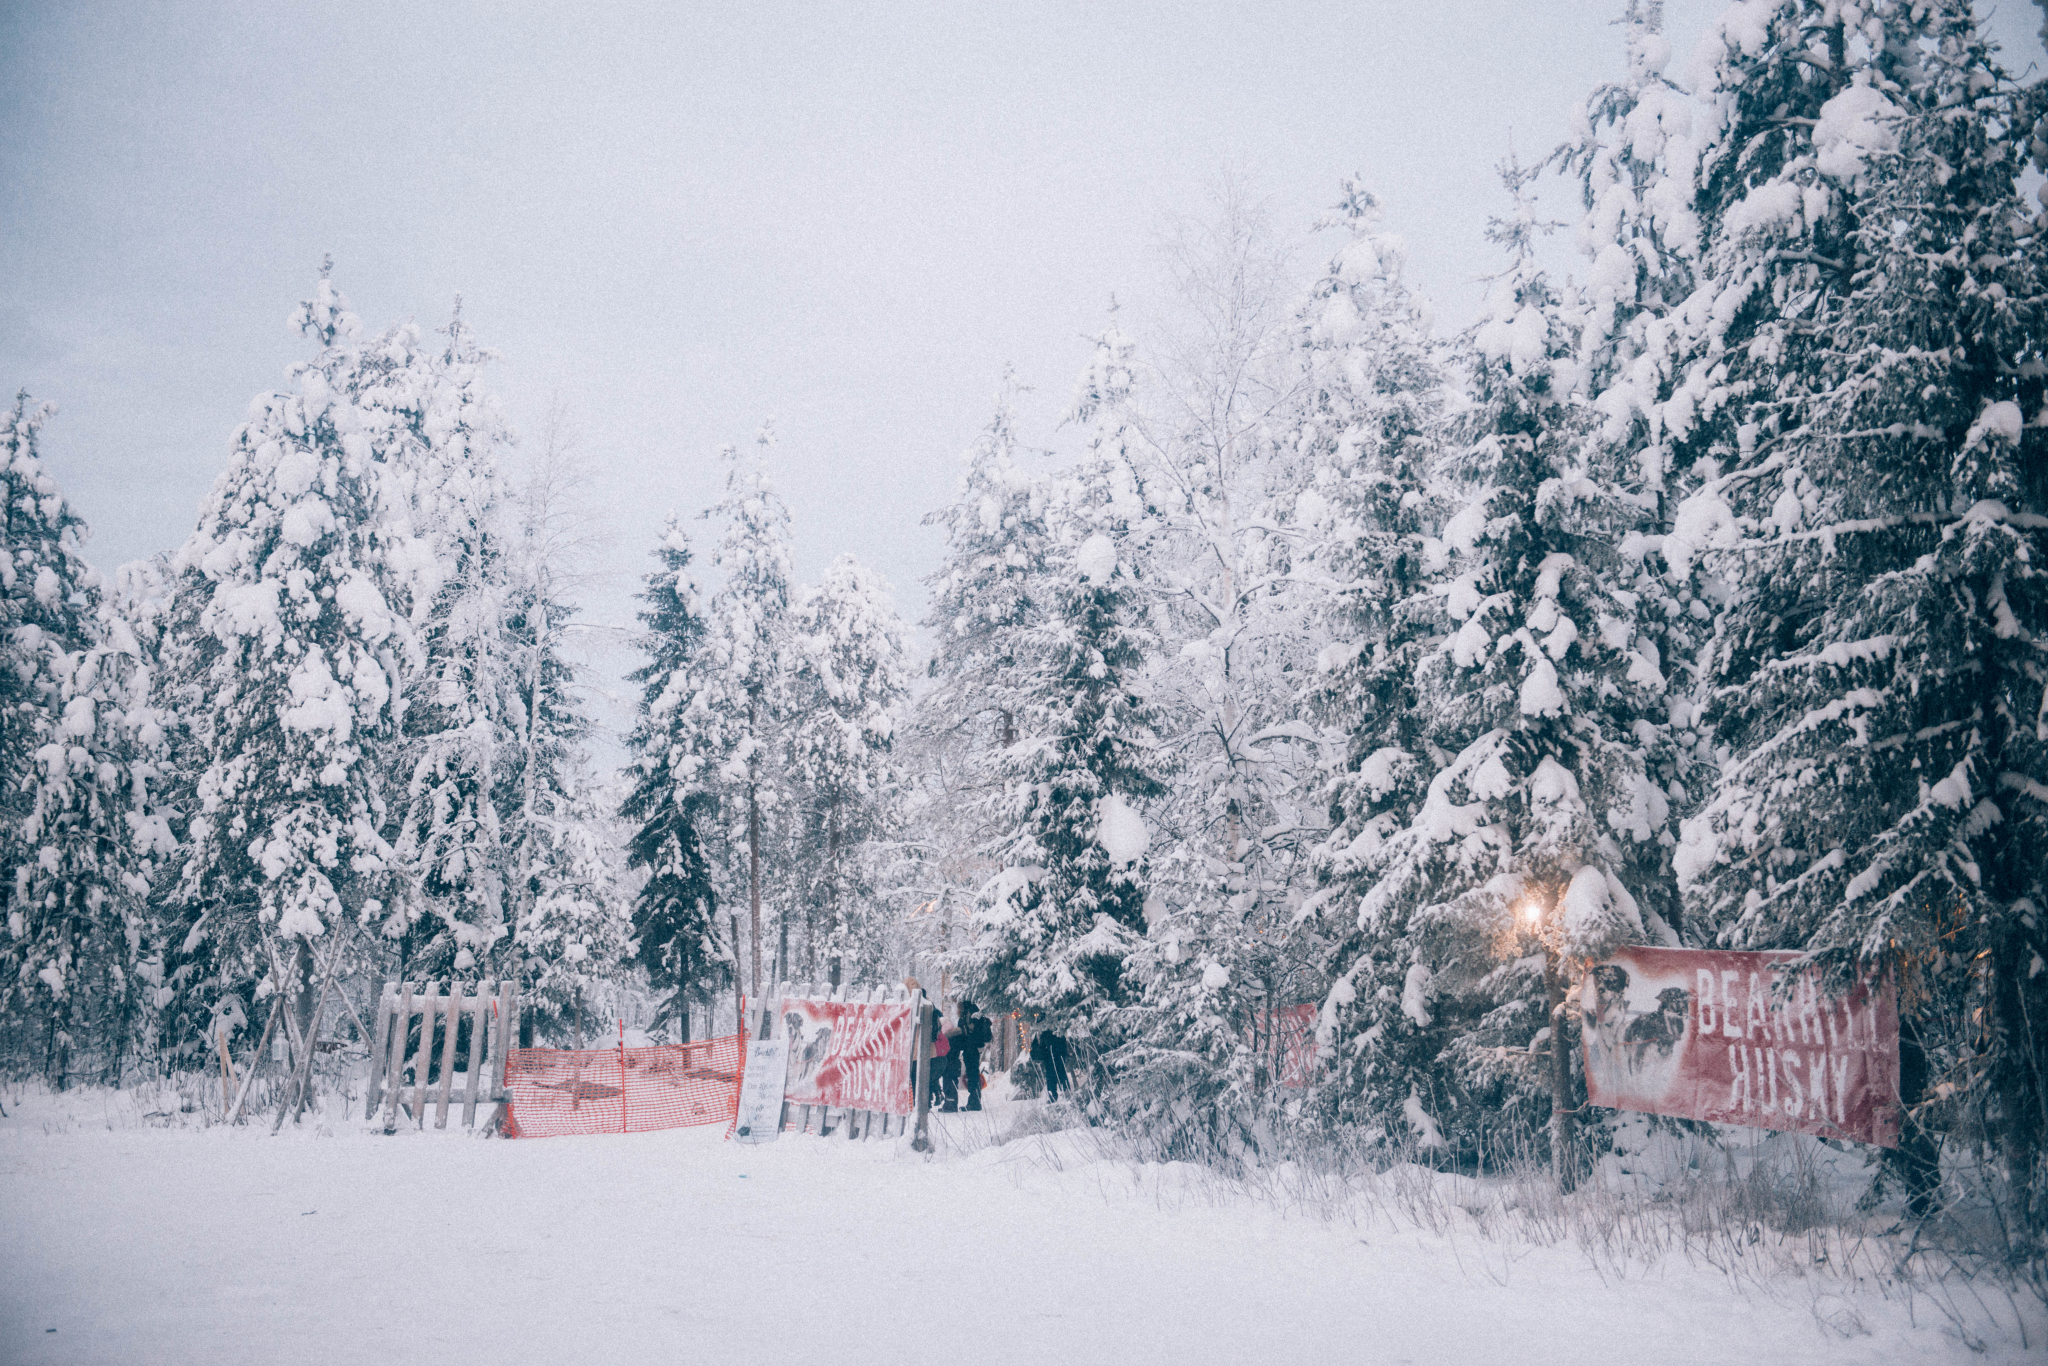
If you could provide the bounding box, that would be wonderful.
[388,303,520,985]
[972,460,1166,1044]
[784,555,909,985]
[0,397,167,1085]
[1312,161,1675,1166]
[921,375,1056,755]
[701,428,795,998]
[496,421,628,1040]
[908,383,1068,994]
[620,516,727,1039]
[1561,0,1701,475]
[1666,0,2048,1228]
[167,272,430,1058]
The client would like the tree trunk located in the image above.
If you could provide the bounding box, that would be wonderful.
[292,935,316,1062]
[47,991,70,1092]
[730,914,744,1038]
[103,955,131,1088]
[748,776,763,1001]
[826,802,842,989]
[1546,955,1577,1193]
[776,900,789,988]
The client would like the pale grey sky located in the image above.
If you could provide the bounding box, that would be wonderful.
[4,0,2042,655]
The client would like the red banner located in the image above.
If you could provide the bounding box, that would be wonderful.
[779,996,916,1116]
[1581,947,1900,1148]
[1252,1004,1319,1088]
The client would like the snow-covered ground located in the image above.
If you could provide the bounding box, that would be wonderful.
[1,1078,2039,1365]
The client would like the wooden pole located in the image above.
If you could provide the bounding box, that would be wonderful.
[224,994,284,1126]
[259,934,307,1076]
[911,1001,934,1153]
[382,981,412,1133]
[217,1029,235,1116]
[433,986,462,1129]
[747,774,763,1002]
[409,984,437,1129]
[1546,954,1577,1194]
[275,935,346,1133]
[460,982,491,1128]
[496,980,519,1094]
[364,984,394,1119]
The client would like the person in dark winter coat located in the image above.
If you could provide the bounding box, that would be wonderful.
[1029,1021,1071,1102]
[954,1000,994,1112]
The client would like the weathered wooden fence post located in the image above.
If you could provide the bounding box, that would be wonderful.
[911,999,935,1153]
[381,981,412,1133]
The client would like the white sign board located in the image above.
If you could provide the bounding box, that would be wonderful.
[732,1038,789,1144]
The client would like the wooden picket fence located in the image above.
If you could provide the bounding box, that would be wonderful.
[768,981,923,1141]
[364,979,520,1132]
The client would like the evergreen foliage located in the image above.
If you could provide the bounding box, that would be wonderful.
[784,554,909,984]
[1665,0,2048,1234]
[620,517,727,1037]
[973,460,1167,1039]
[0,398,167,1085]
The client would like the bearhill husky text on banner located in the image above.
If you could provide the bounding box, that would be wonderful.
[1580,947,1901,1148]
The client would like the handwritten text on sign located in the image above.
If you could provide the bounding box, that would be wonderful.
[1581,947,1900,1148]
[780,997,916,1116]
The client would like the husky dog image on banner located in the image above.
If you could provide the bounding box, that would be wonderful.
[780,996,917,1116]
[1581,948,1901,1148]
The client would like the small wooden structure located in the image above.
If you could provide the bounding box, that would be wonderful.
[365,979,520,1132]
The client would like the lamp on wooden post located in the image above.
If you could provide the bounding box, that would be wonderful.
[1513,886,1578,1194]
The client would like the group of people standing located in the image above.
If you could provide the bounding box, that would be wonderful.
[905,980,1072,1112]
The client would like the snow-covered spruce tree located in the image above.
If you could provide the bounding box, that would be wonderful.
[0,397,168,1085]
[970,462,1166,1051]
[1109,181,1453,1143]
[1668,1,2048,1230]
[620,516,727,1039]
[495,423,628,1042]
[387,304,520,991]
[1554,3,1717,949]
[701,428,795,998]
[784,555,909,985]
[1311,161,1676,1171]
[909,380,1067,976]
[103,554,190,1068]
[1559,0,1701,472]
[168,273,428,1061]
[117,553,219,1066]
[921,376,1055,753]
[1084,194,1336,1114]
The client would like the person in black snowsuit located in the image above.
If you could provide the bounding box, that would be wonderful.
[955,1000,994,1112]
[1030,1021,1071,1102]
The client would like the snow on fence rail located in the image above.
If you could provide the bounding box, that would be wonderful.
[365,979,520,1132]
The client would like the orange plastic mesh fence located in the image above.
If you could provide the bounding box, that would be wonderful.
[502,1033,744,1139]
